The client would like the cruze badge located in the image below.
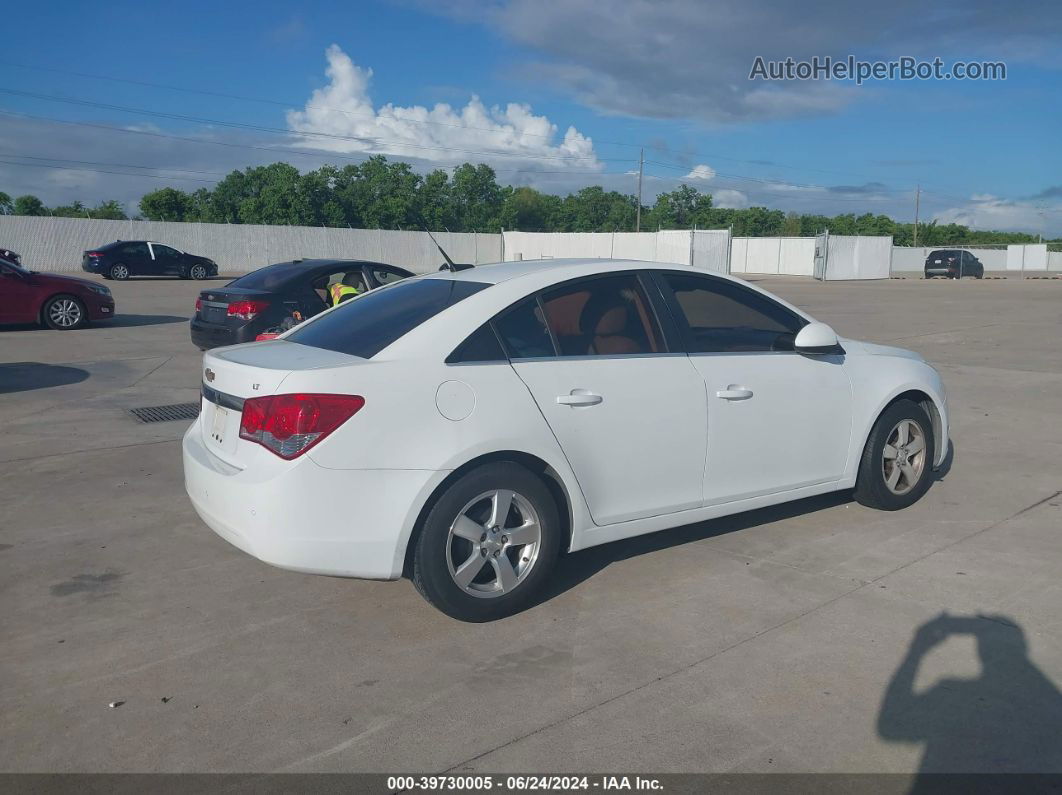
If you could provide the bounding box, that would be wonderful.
[205,368,215,382]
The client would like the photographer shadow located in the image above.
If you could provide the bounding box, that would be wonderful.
[877,613,1062,785]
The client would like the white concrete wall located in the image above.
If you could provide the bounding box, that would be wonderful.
[823,236,892,280]
[0,216,502,274]
[729,237,815,276]
[501,229,730,273]
[1006,244,1048,271]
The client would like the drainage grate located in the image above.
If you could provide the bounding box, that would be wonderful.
[129,403,201,424]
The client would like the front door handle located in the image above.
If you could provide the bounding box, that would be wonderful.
[716,385,753,401]
[557,389,603,407]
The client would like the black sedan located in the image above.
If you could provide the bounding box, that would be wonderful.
[189,258,414,350]
[82,241,219,280]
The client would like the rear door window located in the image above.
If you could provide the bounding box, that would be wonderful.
[495,300,556,359]
[287,278,490,359]
[540,274,663,356]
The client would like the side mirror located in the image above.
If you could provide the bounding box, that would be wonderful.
[794,322,843,355]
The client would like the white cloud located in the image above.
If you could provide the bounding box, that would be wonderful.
[684,164,715,181]
[711,189,749,209]
[286,45,601,170]
[934,196,1056,235]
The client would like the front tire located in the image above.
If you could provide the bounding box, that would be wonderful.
[854,399,935,510]
[42,295,88,330]
[413,462,561,621]
[190,264,209,280]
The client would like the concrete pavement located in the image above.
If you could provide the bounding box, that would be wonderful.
[1,273,1060,774]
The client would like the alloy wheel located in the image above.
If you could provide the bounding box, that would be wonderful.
[48,298,83,328]
[111,264,128,280]
[190,264,208,280]
[445,489,542,598]
[882,419,927,495]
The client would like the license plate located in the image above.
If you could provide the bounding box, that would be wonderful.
[211,405,229,444]
[934,260,942,264]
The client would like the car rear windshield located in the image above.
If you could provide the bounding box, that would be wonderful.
[228,262,307,291]
[286,278,491,359]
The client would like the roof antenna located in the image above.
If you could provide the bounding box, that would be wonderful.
[423,226,458,270]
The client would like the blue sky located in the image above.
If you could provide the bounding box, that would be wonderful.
[1,0,1060,234]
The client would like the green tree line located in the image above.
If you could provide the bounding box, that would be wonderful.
[2,157,1053,247]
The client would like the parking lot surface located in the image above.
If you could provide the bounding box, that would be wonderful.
[2,273,1060,774]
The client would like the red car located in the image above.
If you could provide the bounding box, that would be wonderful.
[0,257,115,330]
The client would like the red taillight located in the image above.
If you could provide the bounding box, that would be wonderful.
[195,297,202,313]
[227,299,269,320]
[87,251,102,258]
[238,393,365,459]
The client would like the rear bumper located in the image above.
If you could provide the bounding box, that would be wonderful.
[924,267,955,277]
[190,318,258,349]
[182,420,440,579]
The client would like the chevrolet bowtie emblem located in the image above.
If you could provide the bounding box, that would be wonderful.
[205,368,215,382]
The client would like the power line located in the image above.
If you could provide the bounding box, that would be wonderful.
[0,158,219,183]
[1,62,984,193]
[0,59,646,150]
[0,87,635,166]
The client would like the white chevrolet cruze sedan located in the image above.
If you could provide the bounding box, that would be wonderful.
[183,259,948,621]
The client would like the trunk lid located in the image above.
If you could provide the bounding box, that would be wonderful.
[199,340,362,466]
[196,286,271,324]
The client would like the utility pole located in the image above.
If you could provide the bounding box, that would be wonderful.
[912,184,921,248]
[635,148,644,233]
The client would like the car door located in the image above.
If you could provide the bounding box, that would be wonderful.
[498,272,708,526]
[654,271,853,505]
[120,242,151,275]
[0,263,38,323]
[150,243,182,275]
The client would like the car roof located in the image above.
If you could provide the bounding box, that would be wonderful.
[422,257,711,286]
[271,258,392,269]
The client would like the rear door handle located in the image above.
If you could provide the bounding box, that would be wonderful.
[716,385,753,401]
[557,389,603,407]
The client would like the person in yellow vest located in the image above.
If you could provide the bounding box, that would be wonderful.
[329,273,364,306]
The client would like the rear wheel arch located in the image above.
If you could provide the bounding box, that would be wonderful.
[401,450,573,579]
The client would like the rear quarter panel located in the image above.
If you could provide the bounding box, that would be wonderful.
[287,356,591,562]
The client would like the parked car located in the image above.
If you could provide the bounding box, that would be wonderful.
[82,241,218,281]
[0,256,114,329]
[183,258,949,621]
[0,248,21,266]
[924,249,984,279]
[189,258,414,350]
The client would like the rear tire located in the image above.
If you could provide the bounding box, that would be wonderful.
[42,294,88,330]
[854,399,935,511]
[110,263,129,280]
[412,462,561,622]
